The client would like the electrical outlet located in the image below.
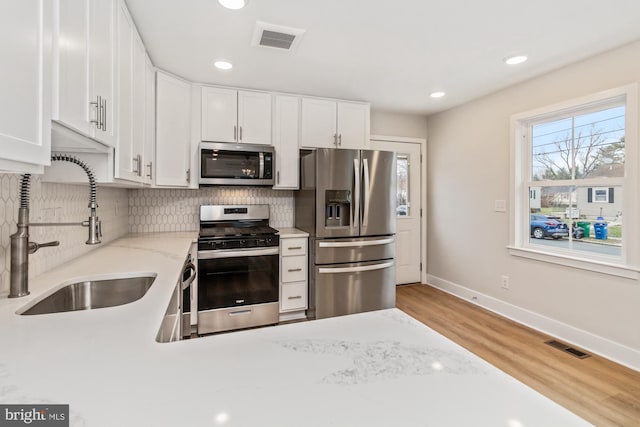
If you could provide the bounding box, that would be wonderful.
[501,275,510,290]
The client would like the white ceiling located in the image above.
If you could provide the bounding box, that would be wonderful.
[125,0,640,115]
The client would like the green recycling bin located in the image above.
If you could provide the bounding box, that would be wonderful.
[576,221,590,238]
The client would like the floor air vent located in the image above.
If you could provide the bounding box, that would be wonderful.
[545,340,591,359]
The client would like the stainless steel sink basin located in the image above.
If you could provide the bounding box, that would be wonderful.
[19,274,156,315]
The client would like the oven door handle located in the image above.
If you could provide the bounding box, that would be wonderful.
[181,262,196,290]
[197,247,279,259]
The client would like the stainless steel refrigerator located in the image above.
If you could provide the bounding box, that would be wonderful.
[295,148,397,319]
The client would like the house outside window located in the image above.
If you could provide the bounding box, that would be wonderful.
[510,85,639,278]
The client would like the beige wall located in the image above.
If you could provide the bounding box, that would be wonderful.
[426,40,640,367]
[371,110,427,139]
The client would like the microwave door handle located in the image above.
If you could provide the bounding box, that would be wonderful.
[353,158,360,229]
[259,152,265,179]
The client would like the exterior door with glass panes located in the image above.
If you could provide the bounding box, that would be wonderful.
[370,139,422,284]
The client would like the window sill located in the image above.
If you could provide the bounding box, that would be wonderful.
[507,246,639,279]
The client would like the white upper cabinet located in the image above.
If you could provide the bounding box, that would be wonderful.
[115,0,146,183]
[143,54,155,185]
[238,90,272,145]
[201,87,272,145]
[156,71,192,187]
[272,95,300,189]
[52,0,117,147]
[0,0,53,173]
[300,98,370,149]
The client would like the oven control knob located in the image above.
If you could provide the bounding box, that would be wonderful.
[240,239,247,246]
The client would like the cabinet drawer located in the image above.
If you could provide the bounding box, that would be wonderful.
[281,281,307,312]
[282,255,306,283]
[281,237,307,256]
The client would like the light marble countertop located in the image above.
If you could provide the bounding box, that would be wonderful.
[276,227,309,238]
[0,232,590,426]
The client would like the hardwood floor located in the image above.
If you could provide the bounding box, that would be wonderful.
[396,284,640,427]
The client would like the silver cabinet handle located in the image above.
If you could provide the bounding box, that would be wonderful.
[133,154,142,176]
[277,171,280,185]
[288,246,302,250]
[234,125,237,141]
[333,133,337,146]
[146,162,153,179]
[239,126,243,141]
[90,100,99,126]
[102,98,107,131]
[319,261,394,274]
[338,133,342,146]
[186,168,190,183]
[287,268,303,272]
[288,296,302,300]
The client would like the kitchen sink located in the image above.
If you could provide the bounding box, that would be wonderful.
[18,274,156,315]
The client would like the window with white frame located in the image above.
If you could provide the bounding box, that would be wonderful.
[510,85,638,277]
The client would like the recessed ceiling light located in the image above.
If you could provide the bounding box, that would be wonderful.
[429,91,446,98]
[218,0,246,10]
[214,60,233,70]
[505,55,528,65]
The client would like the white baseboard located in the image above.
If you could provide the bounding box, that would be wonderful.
[426,274,640,372]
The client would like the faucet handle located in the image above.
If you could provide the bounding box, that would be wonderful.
[28,240,60,254]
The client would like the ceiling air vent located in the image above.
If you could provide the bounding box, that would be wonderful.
[252,21,305,51]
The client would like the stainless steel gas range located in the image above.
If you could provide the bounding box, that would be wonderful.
[196,205,280,335]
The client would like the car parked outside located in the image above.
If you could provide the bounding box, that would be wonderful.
[530,214,570,239]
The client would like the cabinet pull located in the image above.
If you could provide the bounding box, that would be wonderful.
[333,133,337,146]
[288,268,303,272]
[133,155,140,175]
[234,125,237,141]
[338,133,342,146]
[288,296,302,300]
[102,98,107,131]
[146,162,153,179]
[277,171,280,185]
[89,99,99,126]
[186,168,191,183]
[239,126,243,141]
[288,246,302,250]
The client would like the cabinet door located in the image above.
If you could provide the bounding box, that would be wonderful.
[143,54,155,184]
[156,72,191,187]
[337,102,370,149]
[272,95,299,189]
[115,1,136,181]
[130,32,146,181]
[53,0,91,136]
[0,0,52,171]
[90,0,117,146]
[300,98,337,148]
[238,90,271,145]
[201,86,237,142]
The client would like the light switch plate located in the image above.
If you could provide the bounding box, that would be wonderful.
[494,200,506,212]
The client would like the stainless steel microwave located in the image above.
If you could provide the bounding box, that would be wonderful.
[199,142,274,186]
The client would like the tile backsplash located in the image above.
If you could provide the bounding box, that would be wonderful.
[0,174,129,295]
[1,175,295,295]
[129,186,294,232]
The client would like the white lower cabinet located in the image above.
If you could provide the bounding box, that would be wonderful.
[279,234,308,320]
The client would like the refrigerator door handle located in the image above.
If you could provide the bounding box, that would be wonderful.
[318,237,395,248]
[353,158,360,229]
[362,157,370,227]
[318,261,394,274]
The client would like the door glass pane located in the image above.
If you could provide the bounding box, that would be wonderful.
[397,155,409,216]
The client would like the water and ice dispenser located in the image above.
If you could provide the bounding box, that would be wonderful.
[325,190,351,227]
